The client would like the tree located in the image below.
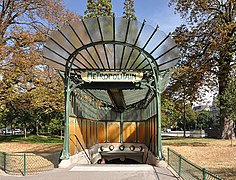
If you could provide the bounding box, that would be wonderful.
[221,68,236,139]
[84,0,114,18]
[196,111,213,129]
[123,0,137,20]
[162,94,197,131]
[0,0,79,137]
[222,67,236,120]
[169,0,236,138]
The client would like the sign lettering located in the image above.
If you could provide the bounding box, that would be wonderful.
[81,71,143,82]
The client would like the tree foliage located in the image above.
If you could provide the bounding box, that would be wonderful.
[162,95,198,130]
[123,0,136,20]
[84,0,114,18]
[0,0,79,136]
[169,0,236,138]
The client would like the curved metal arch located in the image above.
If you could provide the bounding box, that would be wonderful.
[65,40,160,78]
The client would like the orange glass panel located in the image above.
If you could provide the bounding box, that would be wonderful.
[108,122,120,143]
[90,121,94,146]
[97,122,106,143]
[146,120,150,145]
[75,124,86,151]
[90,121,97,146]
[87,121,91,148]
[93,121,97,144]
[123,122,136,143]
[137,122,145,143]
[82,119,87,146]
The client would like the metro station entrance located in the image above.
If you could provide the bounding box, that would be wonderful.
[43,17,179,166]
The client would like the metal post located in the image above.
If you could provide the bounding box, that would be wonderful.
[120,112,123,143]
[136,122,138,143]
[147,61,164,160]
[203,168,206,180]
[156,90,163,159]
[179,154,182,176]
[60,78,70,160]
[24,153,26,176]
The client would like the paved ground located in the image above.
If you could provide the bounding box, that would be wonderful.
[0,164,178,180]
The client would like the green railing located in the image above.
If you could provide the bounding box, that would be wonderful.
[0,151,58,176]
[167,148,221,180]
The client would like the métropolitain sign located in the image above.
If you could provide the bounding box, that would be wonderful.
[81,71,143,82]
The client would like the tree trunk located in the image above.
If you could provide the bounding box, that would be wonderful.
[221,117,235,140]
[218,58,231,139]
[36,120,39,136]
[24,123,27,139]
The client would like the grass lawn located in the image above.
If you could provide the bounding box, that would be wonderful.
[0,134,63,144]
[0,135,63,153]
[162,137,236,180]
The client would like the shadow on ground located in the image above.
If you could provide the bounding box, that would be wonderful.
[210,167,236,180]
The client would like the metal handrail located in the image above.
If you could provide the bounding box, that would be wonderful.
[167,148,221,180]
[71,134,92,164]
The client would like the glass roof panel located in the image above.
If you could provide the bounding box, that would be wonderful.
[79,49,99,69]
[123,89,149,106]
[120,46,132,69]
[50,30,75,54]
[95,45,110,69]
[44,38,70,60]
[86,46,104,69]
[137,24,155,49]
[44,58,65,71]
[144,29,166,54]
[115,18,128,42]
[70,21,91,45]
[83,18,102,42]
[99,16,113,41]
[87,90,112,104]
[60,24,83,49]
[43,47,67,66]
[126,20,141,45]
[104,44,115,69]
[43,17,179,72]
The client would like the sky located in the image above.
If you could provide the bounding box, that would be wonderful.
[64,0,183,34]
[63,1,214,103]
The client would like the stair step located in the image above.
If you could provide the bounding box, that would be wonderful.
[70,164,153,172]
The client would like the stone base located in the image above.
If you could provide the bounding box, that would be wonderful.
[59,151,90,168]
[157,160,168,168]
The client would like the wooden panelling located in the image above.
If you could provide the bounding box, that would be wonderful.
[97,122,106,143]
[81,119,87,147]
[108,122,120,143]
[87,121,91,148]
[137,122,145,143]
[123,122,136,143]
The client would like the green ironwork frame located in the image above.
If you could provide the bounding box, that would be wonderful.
[44,17,180,161]
[60,40,164,160]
